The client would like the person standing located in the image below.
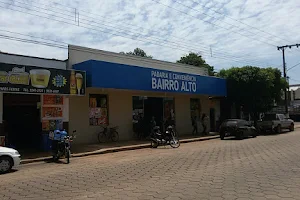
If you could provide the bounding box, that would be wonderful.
[192,116,198,135]
[202,114,209,135]
[150,116,157,137]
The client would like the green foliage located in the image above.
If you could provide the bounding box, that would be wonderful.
[177,52,215,76]
[218,66,287,118]
[120,48,153,58]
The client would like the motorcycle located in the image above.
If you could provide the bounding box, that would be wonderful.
[50,130,76,164]
[150,125,180,148]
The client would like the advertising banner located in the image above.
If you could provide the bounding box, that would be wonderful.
[89,94,108,125]
[41,94,64,131]
[0,63,86,95]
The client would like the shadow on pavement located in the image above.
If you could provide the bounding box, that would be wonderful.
[259,130,291,136]
[221,136,256,141]
[44,158,69,164]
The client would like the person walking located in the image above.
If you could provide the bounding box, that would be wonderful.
[202,114,209,135]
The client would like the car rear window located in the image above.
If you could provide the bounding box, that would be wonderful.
[263,114,276,120]
[224,120,238,126]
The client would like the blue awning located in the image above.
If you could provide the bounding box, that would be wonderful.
[73,60,227,96]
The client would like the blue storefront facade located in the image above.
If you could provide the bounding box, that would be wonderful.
[67,46,226,144]
[73,60,226,97]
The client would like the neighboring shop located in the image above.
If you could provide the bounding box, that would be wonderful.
[67,45,226,144]
[0,53,86,152]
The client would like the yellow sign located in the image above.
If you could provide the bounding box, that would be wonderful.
[0,67,30,85]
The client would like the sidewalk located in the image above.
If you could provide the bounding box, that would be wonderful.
[21,133,219,164]
[21,123,300,165]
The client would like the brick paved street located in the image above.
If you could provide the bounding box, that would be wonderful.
[2,130,300,200]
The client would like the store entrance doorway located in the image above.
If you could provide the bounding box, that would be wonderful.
[132,96,175,138]
[3,94,41,150]
[144,97,164,130]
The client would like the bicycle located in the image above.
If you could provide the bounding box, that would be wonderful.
[97,125,119,143]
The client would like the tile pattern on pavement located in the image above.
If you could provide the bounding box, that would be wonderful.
[1,131,300,200]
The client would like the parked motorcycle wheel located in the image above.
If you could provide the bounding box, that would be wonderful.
[151,140,159,148]
[66,148,70,164]
[170,137,180,148]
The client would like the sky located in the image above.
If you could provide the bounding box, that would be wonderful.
[0,0,300,84]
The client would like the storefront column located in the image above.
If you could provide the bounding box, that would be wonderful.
[0,93,4,146]
[63,96,69,132]
[0,92,2,124]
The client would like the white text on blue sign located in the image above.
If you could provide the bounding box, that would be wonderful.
[151,70,197,92]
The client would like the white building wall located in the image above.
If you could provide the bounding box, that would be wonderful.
[0,52,66,69]
[291,88,300,101]
[68,45,208,76]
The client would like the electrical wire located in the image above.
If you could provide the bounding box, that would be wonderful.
[181,0,294,44]
[0,31,273,70]
[0,3,273,66]
[150,0,277,47]
[0,33,248,73]
[289,78,300,84]
[8,0,280,61]
[1,0,273,65]
[173,0,283,44]
[287,62,300,71]
[0,34,67,49]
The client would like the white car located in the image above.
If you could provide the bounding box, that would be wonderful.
[0,147,21,173]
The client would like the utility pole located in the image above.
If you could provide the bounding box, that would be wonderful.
[277,44,300,115]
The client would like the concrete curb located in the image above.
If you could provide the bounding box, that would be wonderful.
[21,135,219,165]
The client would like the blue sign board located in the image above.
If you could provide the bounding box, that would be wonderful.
[73,60,227,96]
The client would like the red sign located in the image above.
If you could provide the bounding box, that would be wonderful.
[43,95,63,105]
[42,107,63,119]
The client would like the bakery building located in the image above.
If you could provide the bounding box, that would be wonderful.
[67,45,227,144]
[0,52,86,151]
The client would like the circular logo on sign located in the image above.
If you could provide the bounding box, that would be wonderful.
[52,75,67,87]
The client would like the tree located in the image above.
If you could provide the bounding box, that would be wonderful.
[120,48,153,58]
[218,66,287,124]
[177,52,215,76]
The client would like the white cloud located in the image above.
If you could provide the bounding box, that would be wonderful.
[0,0,300,83]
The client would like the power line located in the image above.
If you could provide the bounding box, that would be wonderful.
[2,0,273,65]
[0,3,273,67]
[0,34,67,49]
[13,0,281,63]
[287,62,300,71]
[7,0,232,54]
[289,78,300,84]
[150,0,277,47]
[182,0,294,44]
[0,32,260,71]
[0,31,273,70]
[0,30,70,45]
[173,0,283,44]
